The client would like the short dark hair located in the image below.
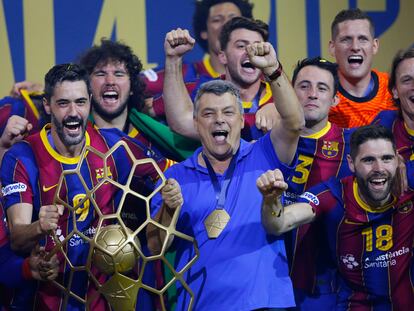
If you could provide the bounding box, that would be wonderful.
[78,39,146,111]
[350,125,396,160]
[331,8,375,40]
[388,47,414,107]
[292,57,339,95]
[194,79,242,116]
[219,16,268,51]
[193,0,254,52]
[44,63,90,102]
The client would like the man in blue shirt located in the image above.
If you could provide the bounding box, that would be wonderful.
[148,40,304,310]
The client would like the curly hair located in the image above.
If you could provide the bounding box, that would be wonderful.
[193,0,253,52]
[78,39,146,111]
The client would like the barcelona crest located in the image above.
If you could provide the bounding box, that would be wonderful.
[96,167,113,183]
[322,140,339,158]
[398,200,413,214]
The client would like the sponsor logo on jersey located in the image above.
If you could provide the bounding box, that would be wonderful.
[363,246,409,268]
[321,140,339,158]
[42,183,58,192]
[344,218,364,225]
[299,192,319,205]
[2,182,27,196]
[340,254,359,270]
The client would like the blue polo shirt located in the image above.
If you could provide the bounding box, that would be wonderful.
[151,133,296,311]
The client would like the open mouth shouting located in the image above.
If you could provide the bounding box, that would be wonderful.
[63,117,84,137]
[348,55,363,68]
[212,129,229,144]
[241,60,257,74]
[368,176,387,190]
[102,88,119,105]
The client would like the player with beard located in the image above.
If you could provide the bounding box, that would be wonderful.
[327,9,396,128]
[257,124,414,310]
[1,64,176,310]
[155,17,278,141]
[79,40,174,310]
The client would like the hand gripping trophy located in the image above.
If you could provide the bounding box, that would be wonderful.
[45,140,199,310]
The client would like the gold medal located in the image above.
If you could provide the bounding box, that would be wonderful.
[204,209,230,239]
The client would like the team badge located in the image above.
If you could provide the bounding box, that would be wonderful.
[398,200,413,214]
[322,140,339,158]
[95,167,113,183]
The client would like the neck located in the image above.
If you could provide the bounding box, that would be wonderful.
[208,52,226,75]
[338,71,372,98]
[232,79,261,102]
[359,189,392,209]
[199,151,233,174]
[92,109,129,132]
[51,130,85,158]
[302,119,329,136]
[402,112,414,132]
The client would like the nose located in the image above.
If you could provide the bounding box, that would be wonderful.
[105,73,115,85]
[350,38,360,52]
[308,86,318,100]
[68,102,79,116]
[215,111,225,124]
[372,160,385,172]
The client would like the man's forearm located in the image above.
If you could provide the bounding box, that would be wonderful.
[261,195,285,235]
[163,57,199,139]
[266,67,304,134]
[10,221,43,254]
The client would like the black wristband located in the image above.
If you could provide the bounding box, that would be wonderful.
[265,62,283,82]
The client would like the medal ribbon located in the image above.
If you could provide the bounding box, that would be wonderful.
[202,150,239,209]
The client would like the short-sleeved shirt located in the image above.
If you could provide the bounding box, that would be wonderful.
[1,123,166,311]
[329,70,396,128]
[297,174,414,310]
[151,133,296,311]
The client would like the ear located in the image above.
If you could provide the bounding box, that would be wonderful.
[328,40,335,58]
[392,87,399,100]
[200,31,208,41]
[331,94,340,107]
[372,38,379,55]
[240,113,245,129]
[218,50,227,66]
[43,97,51,115]
[347,154,355,173]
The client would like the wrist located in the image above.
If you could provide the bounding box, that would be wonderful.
[264,62,283,82]
[264,195,282,216]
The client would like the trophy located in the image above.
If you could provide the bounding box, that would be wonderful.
[46,140,199,310]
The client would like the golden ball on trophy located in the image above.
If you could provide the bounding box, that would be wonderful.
[93,224,140,275]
